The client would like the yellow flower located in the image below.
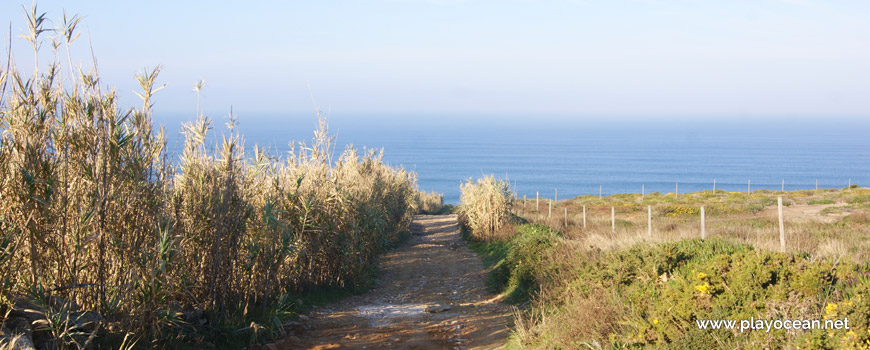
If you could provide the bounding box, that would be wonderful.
[695,283,711,295]
[826,303,838,315]
[653,319,659,325]
[696,272,708,280]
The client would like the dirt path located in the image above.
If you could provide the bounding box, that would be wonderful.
[274,214,512,350]
[761,203,849,223]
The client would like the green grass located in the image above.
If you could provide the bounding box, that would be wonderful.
[522,187,868,220]
[465,224,561,303]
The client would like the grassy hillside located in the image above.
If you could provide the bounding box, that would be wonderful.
[517,187,870,259]
[460,177,870,349]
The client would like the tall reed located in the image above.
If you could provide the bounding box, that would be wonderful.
[0,6,425,345]
[458,175,514,241]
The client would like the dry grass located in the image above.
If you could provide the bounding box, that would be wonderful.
[0,6,428,346]
[514,188,870,260]
[415,190,445,214]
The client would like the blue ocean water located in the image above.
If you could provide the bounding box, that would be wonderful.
[155,114,870,205]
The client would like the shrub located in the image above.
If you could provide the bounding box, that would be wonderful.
[415,190,445,214]
[507,238,870,349]
[458,175,513,241]
[663,205,700,217]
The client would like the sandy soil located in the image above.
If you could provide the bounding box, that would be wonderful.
[761,203,849,223]
[271,214,512,350]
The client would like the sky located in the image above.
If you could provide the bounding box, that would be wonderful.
[1,1,869,121]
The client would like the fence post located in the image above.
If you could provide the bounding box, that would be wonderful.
[781,179,784,193]
[849,178,852,189]
[642,184,645,201]
[776,197,785,253]
[583,205,587,228]
[564,208,568,227]
[713,179,716,194]
[548,199,552,218]
[647,205,652,237]
[748,179,751,194]
[611,206,615,233]
[599,185,603,199]
[700,206,706,239]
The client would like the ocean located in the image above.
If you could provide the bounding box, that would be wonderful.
[154,113,870,205]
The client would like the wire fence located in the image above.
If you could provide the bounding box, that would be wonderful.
[512,185,867,254]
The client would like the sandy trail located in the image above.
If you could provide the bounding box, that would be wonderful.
[274,214,512,350]
[761,203,849,223]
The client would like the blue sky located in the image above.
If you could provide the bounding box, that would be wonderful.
[1,1,869,120]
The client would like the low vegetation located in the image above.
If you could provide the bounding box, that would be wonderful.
[518,187,870,260]
[507,236,870,349]
[458,175,513,241]
[460,176,870,348]
[0,6,436,348]
[415,190,447,214]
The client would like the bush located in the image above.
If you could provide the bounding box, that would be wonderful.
[415,190,446,214]
[458,175,513,241]
[663,205,700,217]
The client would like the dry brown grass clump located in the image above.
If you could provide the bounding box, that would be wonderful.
[458,175,513,241]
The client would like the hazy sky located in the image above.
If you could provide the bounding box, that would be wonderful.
[1,1,869,119]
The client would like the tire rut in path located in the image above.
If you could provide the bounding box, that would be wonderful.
[276,214,512,350]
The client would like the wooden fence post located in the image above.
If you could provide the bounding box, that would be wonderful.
[782,179,785,193]
[748,179,751,194]
[713,179,716,194]
[776,197,785,253]
[548,199,552,218]
[583,205,587,228]
[611,206,615,233]
[564,208,568,227]
[599,185,602,199]
[700,206,706,239]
